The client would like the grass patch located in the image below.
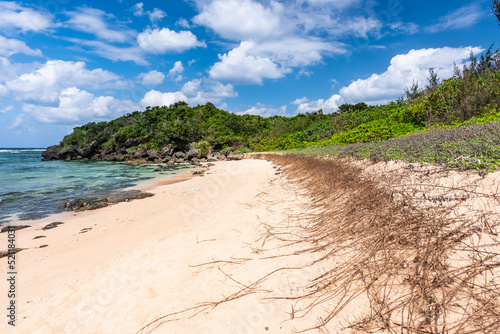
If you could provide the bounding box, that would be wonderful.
[290,120,500,172]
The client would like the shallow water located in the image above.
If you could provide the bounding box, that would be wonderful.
[0,148,191,223]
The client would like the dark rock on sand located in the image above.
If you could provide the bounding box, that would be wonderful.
[106,190,154,204]
[62,197,109,211]
[41,222,64,230]
[39,245,48,248]
[1,225,31,233]
[63,190,154,212]
[0,248,25,258]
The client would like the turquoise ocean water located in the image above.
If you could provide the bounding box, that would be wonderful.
[0,148,190,224]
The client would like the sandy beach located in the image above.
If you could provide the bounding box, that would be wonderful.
[0,159,336,334]
[1,156,499,334]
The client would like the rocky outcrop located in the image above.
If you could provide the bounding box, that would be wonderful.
[42,141,239,164]
[123,138,140,148]
[208,151,222,160]
[173,151,186,159]
[41,144,63,160]
[186,149,201,160]
[161,144,174,157]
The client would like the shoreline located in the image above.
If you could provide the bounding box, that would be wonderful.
[2,161,203,229]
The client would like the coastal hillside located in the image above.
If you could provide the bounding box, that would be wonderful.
[43,49,500,169]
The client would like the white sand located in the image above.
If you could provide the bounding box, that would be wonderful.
[0,159,352,334]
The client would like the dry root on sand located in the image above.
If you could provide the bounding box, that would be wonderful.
[139,154,500,334]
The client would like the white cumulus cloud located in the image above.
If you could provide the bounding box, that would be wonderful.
[6,60,129,104]
[168,61,184,81]
[140,79,236,108]
[292,97,308,105]
[295,94,343,114]
[137,70,165,85]
[238,103,287,117]
[22,87,138,123]
[252,37,345,67]
[140,90,188,108]
[148,8,166,23]
[0,2,52,32]
[339,46,483,105]
[132,3,145,16]
[176,18,190,29]
[193,0,282,41]
[209,41,289,85]
[209,38,344,85]
[294,46,484,114]
[0,35,42,57]
[132,3,166,24]
[137,28,206,54]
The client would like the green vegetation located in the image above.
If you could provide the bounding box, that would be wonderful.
[288,47,500,171]
[59,47,500,170]
[61,100,412,153]
[290,121,500,172]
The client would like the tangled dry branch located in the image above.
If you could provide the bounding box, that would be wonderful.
[138,154,500,333]
[252,154,500,333]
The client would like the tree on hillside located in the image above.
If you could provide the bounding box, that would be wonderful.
[492,0,500,26]
[338,102,368,113]
[426,68,440,90]
[404,80,423,100]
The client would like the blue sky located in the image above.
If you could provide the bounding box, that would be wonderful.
[0,0,498,147]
